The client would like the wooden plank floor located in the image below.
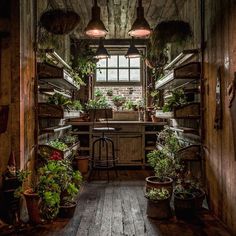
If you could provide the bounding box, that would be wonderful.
[6,170,232,236]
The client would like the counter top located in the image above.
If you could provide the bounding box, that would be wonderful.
[67,120,167,126]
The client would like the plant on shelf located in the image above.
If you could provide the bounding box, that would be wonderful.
[94,89,103,99]
[162,89,186,112]
[123,100,136,111]
[62,135,78,145]
[86,96,110,110]
[112,95,126,110]
[145,188,171,219]
[48,139,68,151]
[106,89,113,97]
[71,100,83,112]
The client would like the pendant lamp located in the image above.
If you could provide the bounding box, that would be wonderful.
[94,38,110,59]
[125,38,140,58]
[85,0,108,38]
[129,0,152,38]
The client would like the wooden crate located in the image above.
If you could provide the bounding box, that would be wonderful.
[38,103,64,118]
[113,111,139,121]
[88,108,113,121]
[174,103,200,119]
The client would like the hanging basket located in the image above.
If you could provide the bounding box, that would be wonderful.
[40,9,80,35]
[153,20,192,47]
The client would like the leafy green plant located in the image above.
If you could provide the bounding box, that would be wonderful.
[147,149,167,168]
[86,96,110,109]
[62,135,77,145]
[174,178,203,199]
[112,95,126,110]
[162,89,186,112]
[38,161,64,220]
[71,100,83,111]
[48,139,68,151]
[71,41,97,84]
[145,188,170,201]
[94,89,103,99]
[14,170,31,198]
[47,93,71,107]
[106,89,113,96]
[123,100,135,110]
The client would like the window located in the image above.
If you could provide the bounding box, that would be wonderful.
[96,54,141,83]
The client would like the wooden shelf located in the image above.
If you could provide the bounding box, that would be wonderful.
[38,63,80,91]
[145,146,156,151]
[169,126,199,135]
[156,62,201,90]
[40,125,72,133]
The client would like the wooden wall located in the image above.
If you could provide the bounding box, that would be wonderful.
[181,0,236,234]
[0,0,36,186]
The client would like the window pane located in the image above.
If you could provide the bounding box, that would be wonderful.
[108,55,118,68]
[97,59,106,68]
[107,69,118,81]
[119,56,128,67]
[96,69,106,81]
[130,57,140,67]
[130,69,140,81]
[119,69,129,81]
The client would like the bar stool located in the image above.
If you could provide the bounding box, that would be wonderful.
[90,127,118,181]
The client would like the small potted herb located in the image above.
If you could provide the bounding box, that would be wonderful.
[112,95,126,111]
[106,89,113,97]
[146,149,175,194]
[145,188,171,219]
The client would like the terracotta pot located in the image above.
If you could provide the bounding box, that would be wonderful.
[23,189,42,224]
[174,192,195,219]
[145,176,173,194]
[146,197,171,219]
[75,156,90,174]
[58,202,77,218]
[151,115,161,123]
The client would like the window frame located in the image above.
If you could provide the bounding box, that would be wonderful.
[95,48,145,86]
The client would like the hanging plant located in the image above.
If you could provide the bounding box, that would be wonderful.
[71,41,97,82]
[40,9,80,35]
[153,20,192,49]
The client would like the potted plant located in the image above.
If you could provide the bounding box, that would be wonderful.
[146,149,175,194]
[86,96,112,121]
[74,155,90,175]
[112,95,126,111]
[145,188,171,219]
[106,89,113,97]
[58,159,82,218]
[162,89,186,113]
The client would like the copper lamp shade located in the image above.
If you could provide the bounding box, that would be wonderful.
[129,0,152,38]
[125,39,140,58]
[94,39,110,59]
[85,0,108,38]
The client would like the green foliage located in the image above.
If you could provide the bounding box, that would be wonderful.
[86,96,110,109]
[162,89,186,112]
[174,178,203,199]
[147,149,167,168]
[106,89,113,96]
[94,89,103,98]
[62,135,77,145]
[71,100,83,111]
[123,100,135,110]
[14,170,31,198]
[158,126,184,155]
[145,188,170,201]
[37,159,82,219]
[71,41,97,83]
[48,139,68,151]
[47,93,71,107]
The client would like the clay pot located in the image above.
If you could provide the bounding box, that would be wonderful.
[174,192,195,219]
[23,189,42,224]
[58,202,77,218]
[145,176,173,194]
[146,197,171,219]
[75,156,90,174]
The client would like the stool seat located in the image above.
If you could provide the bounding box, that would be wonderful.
[92,127,115,132]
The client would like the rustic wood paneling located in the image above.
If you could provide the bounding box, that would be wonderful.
[0,0,36,186]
